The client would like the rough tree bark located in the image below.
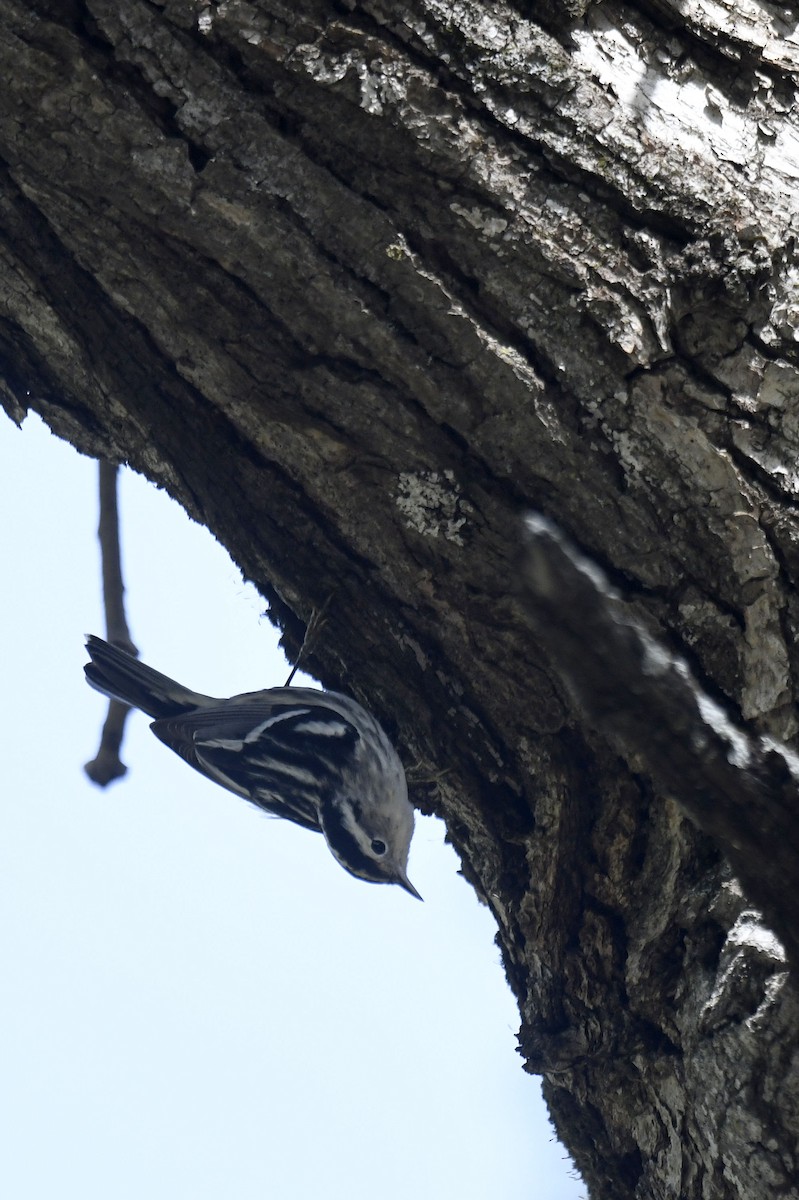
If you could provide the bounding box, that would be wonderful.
[2,2,798,1197]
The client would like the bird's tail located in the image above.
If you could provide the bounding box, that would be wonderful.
[84,635,215,719]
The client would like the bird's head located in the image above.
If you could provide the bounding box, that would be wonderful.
[319,784,421,899]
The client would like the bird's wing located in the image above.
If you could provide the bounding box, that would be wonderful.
[150,692,360,832]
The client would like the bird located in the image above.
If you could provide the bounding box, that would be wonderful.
[84,635,420,898]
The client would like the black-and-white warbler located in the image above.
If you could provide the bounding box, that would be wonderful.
[84,636,420,898]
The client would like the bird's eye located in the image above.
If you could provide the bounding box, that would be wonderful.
[370,838,387,856]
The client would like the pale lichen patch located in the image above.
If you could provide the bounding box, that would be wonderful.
[396,469,471,544]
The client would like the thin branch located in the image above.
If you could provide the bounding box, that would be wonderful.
[522,513,799,973]
[98,460,137,653]
[284,594,332,686]
[84,462,137,786]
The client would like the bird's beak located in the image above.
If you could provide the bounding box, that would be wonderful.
[396,869,423,901]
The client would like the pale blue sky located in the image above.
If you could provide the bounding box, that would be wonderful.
[0,414,584,1199]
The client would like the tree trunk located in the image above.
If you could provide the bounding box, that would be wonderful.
[2,2,798,1196]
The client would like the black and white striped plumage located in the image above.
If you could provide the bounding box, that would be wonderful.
[84,636,420,898]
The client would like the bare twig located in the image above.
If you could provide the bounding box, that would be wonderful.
[98,460,137,654]
[84,698,132,786]
[522,513,799,972]
[284,595,332,686]
[84,462,137,786]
